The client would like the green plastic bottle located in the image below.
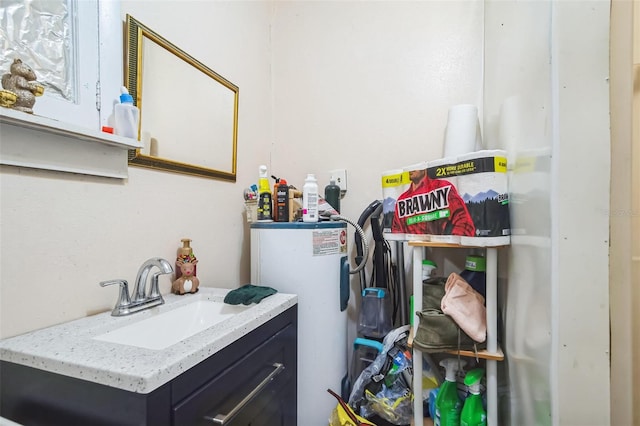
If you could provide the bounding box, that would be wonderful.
[461,368,487,426]
[434,358,466,426]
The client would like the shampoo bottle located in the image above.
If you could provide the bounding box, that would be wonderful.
[114,86,140,139]
[461,369,487,426]
[435,358,466,426]
[257,165,273,221]
[302,174,319,222]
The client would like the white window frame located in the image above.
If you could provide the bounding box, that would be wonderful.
[20,0,122,131]
[0,1,142,179]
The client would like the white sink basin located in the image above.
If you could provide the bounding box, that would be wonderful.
[93,300,250,350]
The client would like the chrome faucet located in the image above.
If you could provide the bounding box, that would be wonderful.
[100,257,174,316]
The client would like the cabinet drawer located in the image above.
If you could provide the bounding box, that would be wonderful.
[172,323,295,426]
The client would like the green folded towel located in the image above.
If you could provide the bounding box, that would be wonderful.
[224,284,278,305]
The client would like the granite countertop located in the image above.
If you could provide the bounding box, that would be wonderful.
[0,288,297,394]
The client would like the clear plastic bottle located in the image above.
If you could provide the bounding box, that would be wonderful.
[302,174,319,222]
[114,86,140,139]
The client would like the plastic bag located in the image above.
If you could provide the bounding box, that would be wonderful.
[328,388,377,426]
[347,325,413,425]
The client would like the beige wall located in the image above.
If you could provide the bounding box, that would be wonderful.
[633,2,639,423]
[0,1,485,339]
[610,1,639,424]
[0,1,274,337]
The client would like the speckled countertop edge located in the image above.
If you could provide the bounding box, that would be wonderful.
[0,288,297,394]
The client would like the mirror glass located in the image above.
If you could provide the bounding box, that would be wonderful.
[125,15,238,181]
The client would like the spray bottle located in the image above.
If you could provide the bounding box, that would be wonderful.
[257,165,273,221]
[460,368,487,426]
[435,358,466,426]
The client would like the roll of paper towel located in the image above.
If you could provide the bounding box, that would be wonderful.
[443,104,483,158]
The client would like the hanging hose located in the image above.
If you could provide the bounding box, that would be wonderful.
[328,214,369,274]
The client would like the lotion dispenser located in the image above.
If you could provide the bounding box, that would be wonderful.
[175,238,196,280]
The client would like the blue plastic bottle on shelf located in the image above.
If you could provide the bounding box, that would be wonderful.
[460,255,486,299]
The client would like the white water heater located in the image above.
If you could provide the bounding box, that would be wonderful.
[250,221,349,425]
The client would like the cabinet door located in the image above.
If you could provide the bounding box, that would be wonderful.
[172,323,295,426]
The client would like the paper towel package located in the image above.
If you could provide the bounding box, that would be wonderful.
[384,151,510,246]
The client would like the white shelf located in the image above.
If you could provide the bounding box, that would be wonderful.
[410,242,505,426]
[1,107,142,179]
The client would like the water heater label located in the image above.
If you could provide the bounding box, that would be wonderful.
[312,229,347,256]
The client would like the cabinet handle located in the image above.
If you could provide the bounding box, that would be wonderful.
[204,362,285,425]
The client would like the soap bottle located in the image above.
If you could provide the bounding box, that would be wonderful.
[114,86,140,139]
[461,368,487,426]
[460,255,486,298]
[257,165,273,221]
[324,179,341,213]
[302,174,319,222]
[175,238,196,280]
[435,358,466,426]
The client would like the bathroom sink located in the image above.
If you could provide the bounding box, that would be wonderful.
[93,300,250,350]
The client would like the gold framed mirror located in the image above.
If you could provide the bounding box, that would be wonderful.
[125,14,238,181]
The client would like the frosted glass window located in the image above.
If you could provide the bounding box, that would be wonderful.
[0,0,108,130]
[0,0,76,101]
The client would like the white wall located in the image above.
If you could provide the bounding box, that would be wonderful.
[484,1,612,425]
[551,3,611,424]
[483,3,553,424]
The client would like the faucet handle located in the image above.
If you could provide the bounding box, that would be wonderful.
[100,279,132,314]
[148,272,164,299]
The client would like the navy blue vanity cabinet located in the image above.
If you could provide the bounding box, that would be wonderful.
[172,308,297,426]
[0,305,297,426]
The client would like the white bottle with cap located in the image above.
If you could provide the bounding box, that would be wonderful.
[114,86,140,139]
[302,174,319,223]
